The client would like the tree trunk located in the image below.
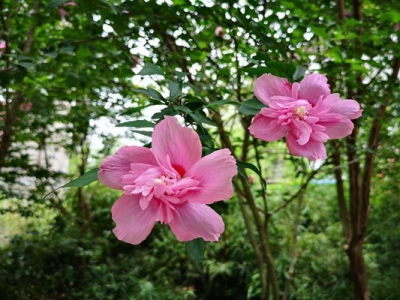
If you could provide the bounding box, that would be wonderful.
[347,241,370,300]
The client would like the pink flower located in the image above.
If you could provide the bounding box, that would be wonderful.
[64,1,77,6]
[20,102,32,112]
[99,116,237,245]
[59,8,68,19]
[131,55,141,69]
[0,41,6,55]
[249,73,362,160]
[215,26,225,37]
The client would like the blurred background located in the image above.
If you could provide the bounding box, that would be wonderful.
[0,0,399,299]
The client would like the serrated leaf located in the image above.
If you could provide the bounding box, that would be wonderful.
[62,168,99,188]
[239,98,265,115]
[47,0,68,7]
[138,63,165,76]
[186,238,205,265]
[116,120,155,128]
[237,161,266,190]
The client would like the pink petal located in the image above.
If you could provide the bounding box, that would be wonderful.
[311,93,341,115]
[254,74,292,106]
[286,133,327,160]
[329,99,362,119]
[98,146,158,190]
[298,74,331,105]
[183,149,237,205]
[111,194,157,245]
[152,116,202,175]
[249,112,289,142]
[318,114,354,139]
[290,119,312,145]
[169,202,224,242]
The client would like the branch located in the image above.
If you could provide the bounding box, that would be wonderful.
[331,141,351,242]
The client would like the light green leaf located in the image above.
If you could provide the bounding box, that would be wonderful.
[293,66,307,81]
[62,168,99,188]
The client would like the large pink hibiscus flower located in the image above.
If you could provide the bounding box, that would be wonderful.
[249,73,362,160]
[99,116,237,245]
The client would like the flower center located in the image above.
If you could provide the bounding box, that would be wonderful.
[154,175,176,186]
[294,106,307,119]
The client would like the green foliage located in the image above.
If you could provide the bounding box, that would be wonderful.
[1,0,400,299]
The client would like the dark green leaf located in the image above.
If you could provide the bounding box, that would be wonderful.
[47,0,68,8]
[168,81,182,100]
[138,63,165,76]
[134,88,164,101]
[239,98,265,115]
[186,238,205,265]
[237,161,266,190]
[189,111,216,126]
[116,120,155,128]
[132,130,153,137]
[62,168,99,188]
[204,100,239,108]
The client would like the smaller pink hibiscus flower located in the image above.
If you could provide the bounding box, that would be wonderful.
[99,116,237,245]
[249,73,362,160]
[215,26,225,37]
[0,41,6,55]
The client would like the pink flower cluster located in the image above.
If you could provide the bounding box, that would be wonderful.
[99,116,237,245]
[249,74,362,160]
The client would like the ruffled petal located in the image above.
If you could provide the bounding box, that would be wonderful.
[152,116,202,175]
[312,93,341,115]
[169,202,224,242]
[298,74,331,105]
[249,112,289,142]
[254,74,292,106]
[329,99,362,119]
[286,132,327,160]
[183,149,237,205]
[111,194,157,245]
[99,146,158,190]
[318,114,354,139]
[290,119,312,145]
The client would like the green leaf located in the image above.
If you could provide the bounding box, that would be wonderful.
[132,130,153,137]
[62,168,99,188]
[116,120,155,128]
[186,238,205,265]
[204,100,239,108]
[237,161,266,190]
[47,0,68,7]
[239,98,265,115]
[168,81,182,100]
[138,63,165,76]
[293,66,307,81]
[134,88,164,101]
[189,111,216,126]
